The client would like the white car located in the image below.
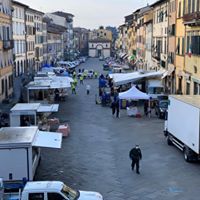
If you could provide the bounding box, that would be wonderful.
[87,70,94,78]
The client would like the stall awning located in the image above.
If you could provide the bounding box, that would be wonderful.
[33,131,62,148]
[109,70,164,86]
[120,53,126,58]
[37,104,59,113]
[122,54,128,59]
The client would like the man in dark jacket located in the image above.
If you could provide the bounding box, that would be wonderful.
[129,145,142,174]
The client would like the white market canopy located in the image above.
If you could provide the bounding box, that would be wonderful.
[0,127,62,149]
[27,76,74,90]
[119,86,150,100]
[109,70,164,86]
[10,103,59,113]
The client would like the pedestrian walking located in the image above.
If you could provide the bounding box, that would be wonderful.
[71,83,76,94]
[111,101,116,116]
[115,99,120,118]
[94,71,98,79]
[129,145,142,174]
[80,75,84,85]
[86,84,91,95]
[73,70,76,78]
[74,78,78,87]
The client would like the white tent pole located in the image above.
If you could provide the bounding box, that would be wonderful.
[148,99,151,118]
[27,89,30,103]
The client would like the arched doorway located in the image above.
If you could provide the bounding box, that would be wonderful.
[96,45,103,57]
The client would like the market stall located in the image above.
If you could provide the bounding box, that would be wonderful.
[109,70,164,86]
[119,86,150,117]
[10,103,59,128]
[26,76,73,103]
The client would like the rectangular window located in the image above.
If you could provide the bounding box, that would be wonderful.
[188,0,191,13]
[178,2,182,17]
[197,0,200,12]
[186,82,190,95]
[183,0,186,14]
[192,0,195,12]
[1,79,4,94]
[29,193,44,200]
[186,35,190,53]
[194,82,198,95]
[182,37,185,55]
[177,38,180,55]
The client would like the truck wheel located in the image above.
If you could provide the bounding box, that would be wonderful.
[184,150,190,162]
[167,135,172,145]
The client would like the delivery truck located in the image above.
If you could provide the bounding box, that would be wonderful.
[0,179,103,200]
[164,95,200,162]
[0,127,62,183]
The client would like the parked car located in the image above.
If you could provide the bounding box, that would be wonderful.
[103,64,110,71]
[155,99,169,119]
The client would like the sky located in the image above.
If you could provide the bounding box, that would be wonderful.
[18,0,156,29]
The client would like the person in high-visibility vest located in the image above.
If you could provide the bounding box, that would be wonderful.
[83,71,87,79]
[71,83,76,94]
[74,78,78,87]
[80,75,84,85]
[73,71,76,78]
[94,71,98,79]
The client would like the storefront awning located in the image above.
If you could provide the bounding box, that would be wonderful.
[161,65,175,79]
[33,131,62,148]
[120,53,126,58]
[122,54,128,59]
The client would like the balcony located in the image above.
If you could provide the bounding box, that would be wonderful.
[3,40,14,50]
[183,12,200,26]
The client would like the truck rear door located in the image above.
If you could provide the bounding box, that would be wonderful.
[0,148,29,181]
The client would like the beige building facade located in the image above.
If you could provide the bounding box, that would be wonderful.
[152,0,169,71]
[183,0,200,95]
[26,8,35,76]
[34,10,44,73]
[12,1,27,77]
[0,0,13,102]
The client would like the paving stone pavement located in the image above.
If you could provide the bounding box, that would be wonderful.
[35,58,200,200]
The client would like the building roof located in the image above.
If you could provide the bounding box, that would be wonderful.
[27,7,44,15]
[47,23,66,34]
[12,1,29,8]
[0,127,38,145]
[52,11,74,18]
[138,6,152,17]
[150,0,168,7]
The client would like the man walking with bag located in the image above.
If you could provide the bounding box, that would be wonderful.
[129,145,142,174]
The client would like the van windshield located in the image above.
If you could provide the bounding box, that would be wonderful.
[148,87,163,94]
[61,184,79,200]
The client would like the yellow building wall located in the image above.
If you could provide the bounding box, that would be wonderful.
[175,0,186,93]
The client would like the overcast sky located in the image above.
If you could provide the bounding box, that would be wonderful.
[18,0,156,29]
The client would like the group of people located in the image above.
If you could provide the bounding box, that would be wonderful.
[70,69,92,95]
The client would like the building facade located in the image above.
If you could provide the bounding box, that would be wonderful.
[152,0,169,72]
[136,6,153,70]
[166,0,176,94]
[183,0,200,95]
[34,9,44,72]
[26,8,35,77]
[52,11,74,61]
[175,0,186,94]
[0,0,13,102]
[88,27,112,58]
[12,1,27,77]
[47,23,65,65]
[73,27,89,56]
